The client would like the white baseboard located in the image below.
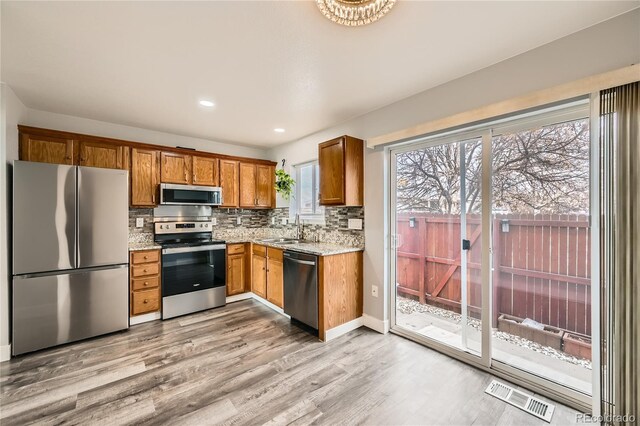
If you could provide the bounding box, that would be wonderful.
[324,317,364,341]
[363,314,389,334]
[226,293,254,303]
[130,311,161,325]
[1,344,11,362]
[251,293,290,318]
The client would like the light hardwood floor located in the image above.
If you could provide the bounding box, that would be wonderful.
[0,299,581,425]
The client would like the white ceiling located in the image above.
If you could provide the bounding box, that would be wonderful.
[2,1,637,148]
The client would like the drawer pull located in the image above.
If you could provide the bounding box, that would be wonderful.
[143,269,148,273]
[144,281,149,286]
[143,299,149,304]
[143,255,148,260]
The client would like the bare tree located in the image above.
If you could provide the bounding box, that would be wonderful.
[395,119,590,214]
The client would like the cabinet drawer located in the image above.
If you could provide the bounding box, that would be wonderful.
[267,247,283,261]
[131,289,160,315]
[131,263,160,278]
[227,243,245,255]
[131,250,160,264]
[253,244,266,256]
[131,276,160,291]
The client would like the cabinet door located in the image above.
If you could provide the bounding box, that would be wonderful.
[267,257,284,308]
[256,165,274,208]
[161,152,192,184]
[131,148,160,207]
[20,133,76,165]
[318,137,345,205]
[79,140,128,170]
[219,159,239,207]
[226,253,246,296]
[239,163,257,208]
[251,254,267,298]
[193,156,219,186]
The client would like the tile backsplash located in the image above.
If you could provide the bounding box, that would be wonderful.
[129,206,364,247]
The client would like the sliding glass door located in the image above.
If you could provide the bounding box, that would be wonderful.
[391,133,483,357]
[390,101,594,403]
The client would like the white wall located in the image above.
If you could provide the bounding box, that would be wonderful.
[25,109,268,159]
[268,9,640,327]
[0,83,28,360]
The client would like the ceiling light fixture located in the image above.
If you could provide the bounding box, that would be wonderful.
[274,128,285,133]
[199,100,215,107]
[316,0,396,27]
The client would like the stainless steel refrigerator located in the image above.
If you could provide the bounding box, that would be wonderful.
[12,161,129,356]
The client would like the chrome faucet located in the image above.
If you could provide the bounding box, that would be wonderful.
[296,214,303,240]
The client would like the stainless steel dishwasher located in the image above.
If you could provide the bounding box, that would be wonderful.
[283,250,318,329]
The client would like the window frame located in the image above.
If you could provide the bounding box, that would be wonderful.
[290,160,325,225]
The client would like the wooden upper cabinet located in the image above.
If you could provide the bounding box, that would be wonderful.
[20,132,76,165]
[192,156,219,186]
[79,140,129,170]
[161,152,192,184]
[219,159,239,208]
[239,163,274,208]
[256,165,274,208]
[239,162,257,208]
[131,148,160,207]
[318,136,364,207]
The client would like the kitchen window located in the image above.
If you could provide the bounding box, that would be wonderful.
[291,161,324,224]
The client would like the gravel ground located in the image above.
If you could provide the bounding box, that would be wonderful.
[397,296,592,370]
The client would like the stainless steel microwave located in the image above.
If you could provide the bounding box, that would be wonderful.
[160,183,223,206]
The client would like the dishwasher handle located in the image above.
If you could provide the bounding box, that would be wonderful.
[284,257,316,266]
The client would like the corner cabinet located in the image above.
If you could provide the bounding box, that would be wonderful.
[318,136,364,207]
[239,163,274,208]
[131,148,160,207]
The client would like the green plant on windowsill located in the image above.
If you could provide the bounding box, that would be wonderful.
[275,168,295,201]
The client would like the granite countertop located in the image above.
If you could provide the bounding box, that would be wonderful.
[223,238,363,256]
[128,242,162,251]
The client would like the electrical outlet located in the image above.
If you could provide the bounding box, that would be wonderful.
[371,285,379,298]
[348,218,363,230]
[271,217,275,225]
[281,218,288,225]
[236,216,242,225]
[136,218,144,228]
[211,217,217,226]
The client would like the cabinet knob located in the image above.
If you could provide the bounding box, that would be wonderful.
[143,269,148,273]
[143,255,148,259]
[144,281,148,286]
[143,299,149,304]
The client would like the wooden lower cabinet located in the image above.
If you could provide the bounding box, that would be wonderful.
[129,249,161,316]
[226,243,248,296]
[318,251,363,341]
[250,245,283,308]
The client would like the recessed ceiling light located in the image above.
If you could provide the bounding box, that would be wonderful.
[274,128,285,133]
[199,100,215,107]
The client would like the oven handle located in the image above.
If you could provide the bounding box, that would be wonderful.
[162,244,226,255]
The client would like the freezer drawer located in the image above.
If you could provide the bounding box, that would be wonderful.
[12,265,129,355]
[13,161,77,275]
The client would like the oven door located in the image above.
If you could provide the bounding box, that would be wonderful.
[161,244,226,297]
[160,184,222,206]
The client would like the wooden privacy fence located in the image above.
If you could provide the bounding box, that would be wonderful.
[396,213,591,335]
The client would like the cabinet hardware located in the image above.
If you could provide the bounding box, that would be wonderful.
[144,281,148,286]
[143,299,148,304]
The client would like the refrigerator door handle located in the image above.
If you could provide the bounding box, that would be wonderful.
[14,264,129,280]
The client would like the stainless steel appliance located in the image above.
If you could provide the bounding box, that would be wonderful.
[283,251,318,329]
[160,183,222,206]
[155,221,226,319]
[12,161,129,356]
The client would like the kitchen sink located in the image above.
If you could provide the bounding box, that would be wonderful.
[259,238,301,244]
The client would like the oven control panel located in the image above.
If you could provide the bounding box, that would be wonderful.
[155,221,211,234]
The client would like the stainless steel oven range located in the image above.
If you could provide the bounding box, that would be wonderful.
[154,221,226,319]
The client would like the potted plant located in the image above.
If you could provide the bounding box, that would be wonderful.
[275,168,295,201]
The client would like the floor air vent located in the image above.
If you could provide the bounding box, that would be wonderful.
[485,380,555,423]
